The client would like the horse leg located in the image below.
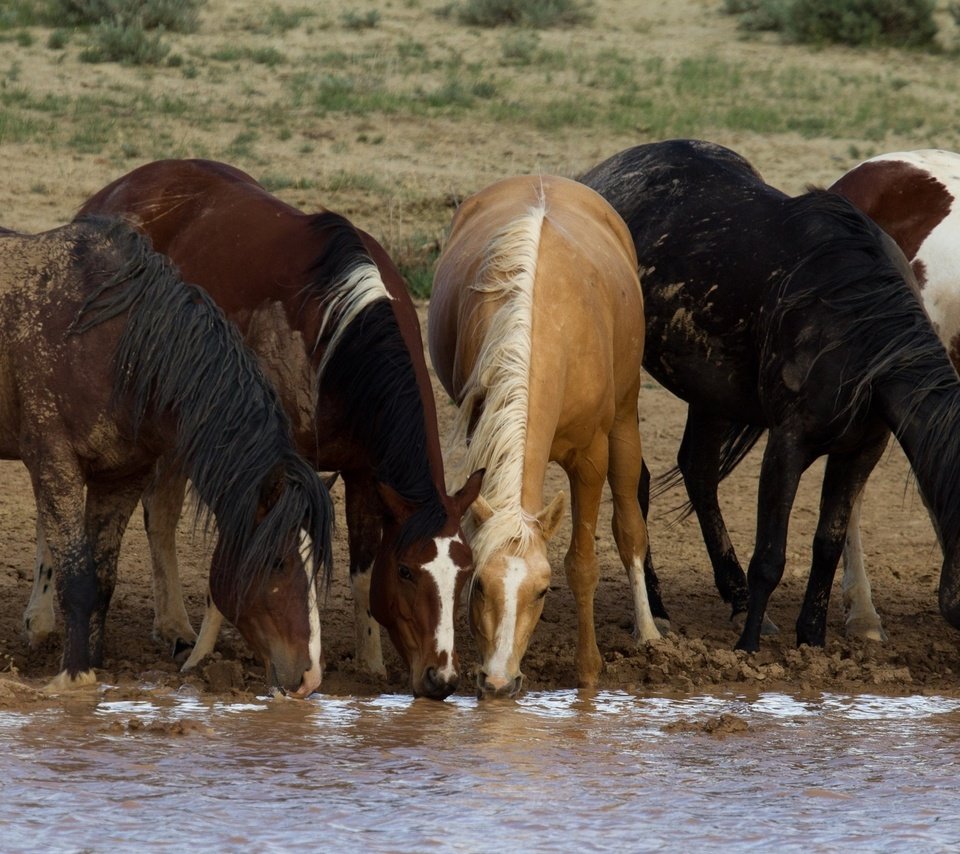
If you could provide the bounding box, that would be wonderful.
[736,429,810,653]
[797,437,888,647]
[23,517,56,646]
[677,408,749,617]
[840,492,887,642]
[181,587,225,671]
[345,472,387,677]
[638,459,670,627]
[609,414,661,642]
[564,434,609,688]
[83,477,148,668]
[142,459,197,656]
[25,449,97,688]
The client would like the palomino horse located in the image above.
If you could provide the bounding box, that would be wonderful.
[581,139,960,653]
[829,148,960,642]
[0,217,332,694]
[30,159,482,700]
[428,175,660,697]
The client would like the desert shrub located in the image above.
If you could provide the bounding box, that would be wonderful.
[723,0,938,48]
[456,0,593,28]
[79,18,170,64]
[49,0,203,32]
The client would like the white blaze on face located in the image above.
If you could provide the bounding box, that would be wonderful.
[422,535,463,681]
[485,556,527,680]
[299,530,322,674]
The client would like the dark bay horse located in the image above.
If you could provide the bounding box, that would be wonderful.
[0,217,332,694]
[828,148,960,641]
[68,159,481,699]
[581,139,960,653]
[429,175,660,696]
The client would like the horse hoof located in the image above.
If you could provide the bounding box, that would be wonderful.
[43,669,97,692]
[845,617,888,643]
[653,617,672,636]
[172,637,196,664]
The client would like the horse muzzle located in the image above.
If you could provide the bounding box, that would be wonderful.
[415,666,460,701]
[476,670,523,700]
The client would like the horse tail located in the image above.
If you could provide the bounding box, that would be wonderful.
[69,215,334,592]
[651,421,765,518]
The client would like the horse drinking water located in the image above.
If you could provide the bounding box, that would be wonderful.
[0,217,332,693]
[428,175,660,696]
[827,148,960,642]
[57,159,481,699]
[581,139,960,653]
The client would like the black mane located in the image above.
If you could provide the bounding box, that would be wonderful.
[306,212,447,551]
[70,216,334,602]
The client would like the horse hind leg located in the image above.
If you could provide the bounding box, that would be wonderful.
[23,517,56,647]
[841,492,887,642]
[638,459,670,630]
[609,415,661,643]
[143,460,197,657]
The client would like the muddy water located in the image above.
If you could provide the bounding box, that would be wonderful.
[2,689,960,851]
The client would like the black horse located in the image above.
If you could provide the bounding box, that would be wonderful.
[581,139,960,652]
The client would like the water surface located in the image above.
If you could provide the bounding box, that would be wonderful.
[2,688,959,851]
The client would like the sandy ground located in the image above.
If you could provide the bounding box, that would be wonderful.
[0,0,959,705]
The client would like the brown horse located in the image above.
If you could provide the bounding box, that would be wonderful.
[429,175,660,697]
[828,148,960,642]
[0,217,332,694]
[55,159,481,700]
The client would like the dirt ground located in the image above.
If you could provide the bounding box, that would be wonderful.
[1,0,959,705]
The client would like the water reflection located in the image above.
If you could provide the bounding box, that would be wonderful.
[0,689,959,850]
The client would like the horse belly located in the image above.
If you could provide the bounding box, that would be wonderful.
[916,219,960,360]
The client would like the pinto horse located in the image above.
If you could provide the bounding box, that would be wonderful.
[581,139,960,653]
[54,159,481,700]
[829,148,960,642]
[428,175,660,696]
[0,217,332,693]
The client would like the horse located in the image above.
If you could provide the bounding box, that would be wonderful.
[580,139,960,654]
[0,217,333,694]
[428,174,661,697]
[50,159,482,700]
[827,148,960,642]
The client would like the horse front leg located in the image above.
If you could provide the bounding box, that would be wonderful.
[677,408,750,618]
[609,412,661,643]
[736,429,810,653]
[143,459,197,656]
[841,493,887,642]
[564,434,609,688]
[83,477,149,668]
[23,517,56,646]
[797,435,888,647]
[345,472,387,677]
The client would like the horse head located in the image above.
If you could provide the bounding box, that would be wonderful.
[210,463,328,699]
[371,469,483,700]
[468,492,565,699]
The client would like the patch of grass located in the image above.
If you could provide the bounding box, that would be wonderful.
[47,29,70,49]
[322,169,388,195]
[342,9,380,30]
[260,174,317,192]
[455,0,593,28]
[210,45,286,66]
[0,1,45,29]
[50,0,204,33]
[390,234,442,299]
[258,5,315,33]
[79,19,170,65]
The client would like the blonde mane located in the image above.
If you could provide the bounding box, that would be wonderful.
[453,198,547,566]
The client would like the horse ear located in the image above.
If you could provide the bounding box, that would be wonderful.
[452,468,485,518]
[471,493,494,526]
[377,482,415,522]
[536,492,565,542]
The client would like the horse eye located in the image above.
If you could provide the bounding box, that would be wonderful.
[537,587,549,600]
[398,564,414,582]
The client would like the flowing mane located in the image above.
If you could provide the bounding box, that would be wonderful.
[452,199,547,566]
[305,211,447,551]
[69,217,333,602]
[770,190,960,555]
